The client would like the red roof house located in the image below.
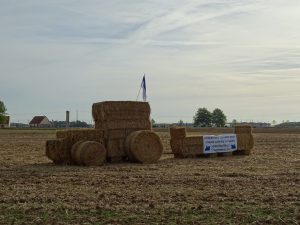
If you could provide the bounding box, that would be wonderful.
[29,116,51,128]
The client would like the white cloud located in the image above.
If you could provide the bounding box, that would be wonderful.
[0,0,299,123]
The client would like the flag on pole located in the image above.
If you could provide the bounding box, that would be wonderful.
[141,74,147,102]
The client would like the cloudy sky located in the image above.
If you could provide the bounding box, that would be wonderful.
[1,0,300,123]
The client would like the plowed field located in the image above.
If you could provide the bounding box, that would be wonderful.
[0,129,299,225]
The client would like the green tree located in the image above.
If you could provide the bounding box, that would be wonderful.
[178,119,184,126]
[0,100,7,124]
[232,119,238,125]
[151,118,155,125]
[212,108,227,127]
[193,108,212,127]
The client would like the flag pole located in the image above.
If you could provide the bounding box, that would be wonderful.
[136,74,144,101]
[136,86,142,101]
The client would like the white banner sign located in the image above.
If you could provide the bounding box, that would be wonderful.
[203,134,237,154]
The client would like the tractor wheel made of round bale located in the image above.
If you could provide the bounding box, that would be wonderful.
[125,130,163,164]
[124,132,138,162]
[46,139,67,164]
[46,139,61,163]
[71,140,85,165]
[74,141,107,166]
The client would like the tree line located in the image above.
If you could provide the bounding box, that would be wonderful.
[193,107,227,127]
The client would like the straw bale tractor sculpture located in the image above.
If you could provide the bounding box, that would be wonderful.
[46,101,163,166]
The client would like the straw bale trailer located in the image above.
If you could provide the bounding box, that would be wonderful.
[169,125,254,158]
[45,101,163,166]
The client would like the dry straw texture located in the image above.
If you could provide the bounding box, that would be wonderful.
[234,125,254,154]
[125,130,163,163]
[70,140,85,164]
[71,141,106,166]
[169,127,187,139]
[104,129,127,140]
[236,134,254,151]
[45,138,71,164]
[170,139,183,155]
[182,136,204,155]
[45,139,61,163]
[56,129,104,146]
[95,120,151,130]
[46,129,105,165]
[106,138,126,158]
[234,125,253,134]
[93,101,152,131]
[92,101,151,122]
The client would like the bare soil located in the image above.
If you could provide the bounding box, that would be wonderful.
[0,129,299,225]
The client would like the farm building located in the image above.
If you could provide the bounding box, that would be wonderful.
[29,116,52,128]
[0,116,10,128]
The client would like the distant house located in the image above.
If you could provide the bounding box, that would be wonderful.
[29,116,52,128]
[0,116,10,128]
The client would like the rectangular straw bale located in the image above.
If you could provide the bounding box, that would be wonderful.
[236,133,254,151]
[104,129,126,140]
[169,127,186,139]
[92,101,151,122]
[234,125,252,134]
[170,138,184,154]
[95,119,151,130]
[182,136,204,155]
[125,128,144,137]
[106,138,126,158]
[95,111,150,121]
[56,129,104,146]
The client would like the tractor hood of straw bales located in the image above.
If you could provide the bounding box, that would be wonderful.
[92,101,151,121]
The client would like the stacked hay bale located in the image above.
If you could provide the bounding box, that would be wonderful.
[234,125,254,155]
[46,129,106,165]
[46,101,163,166]
[92,101,151,130]
[169,125,255,158]
[92,101,160,163]
[169,127,186,158]
[170,127,206,158]
[182,136,205,157]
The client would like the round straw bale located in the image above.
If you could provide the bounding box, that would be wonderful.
[46,139,70,164]
[71,140,85,165]
[125,132,137,161]
[73,141,107,166]
[125,130,163,163]
[169,127,186,139]
[46,139,61,163]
